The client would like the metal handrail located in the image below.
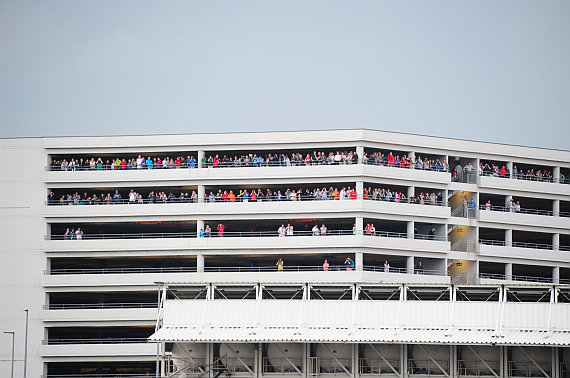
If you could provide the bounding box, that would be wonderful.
[46,195,449,206]
[44,303,158,310]
[362,265,445,276]
[48,230,448,241]
[45,264,448,276]
[478,238,563,250]
[43,337,148,345]
[479,272,570,285]
[47,266,197,275]
[479,204,569,217]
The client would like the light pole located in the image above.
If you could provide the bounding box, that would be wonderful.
[24,310,29,378]
[4,331,15,378]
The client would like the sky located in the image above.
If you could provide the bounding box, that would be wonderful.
[0,1,569,150]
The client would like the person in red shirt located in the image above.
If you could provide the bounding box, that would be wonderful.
[350,188,357,200]
[217,223,225,237]
[387,152,394,166]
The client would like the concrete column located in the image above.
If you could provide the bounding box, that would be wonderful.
[355,217,363,235]
[553,199,560,216]
[505,229,512,247]
[505,195,513,208]
[198,184,205,203]
[198,150,205,168]
[408,152,415,168]
[197,219,204,237]
[406,256,415,274]
[553,166,560,182]
[407,186,415,200]
[407,221,415,239]
[553,233,560,251]
[356,146,364,163]
[355,252,364,271]
[505,263,513,281]
[507,161,513,178]
[553,266,560,285]
[197,254,204,273]
[356,181,364,197]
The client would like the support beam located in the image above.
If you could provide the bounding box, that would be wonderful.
[198,150,205,168]
[505,263,513,281]
[356,146,364,163]
[355,217,363,235]
[417,344,450,378]
[368,344,400,377]
[466,346,499,378]
[198,184,205,203]
[517,346,550,378]
[197,219,204,238]
[553,234,560,251]
[197,254,204,273]
[320,343,351,376]
[355,252,363,271]
[505,229,513,247]
[224,344,255,376]
[406,256,414,275]
[273,344,303,376]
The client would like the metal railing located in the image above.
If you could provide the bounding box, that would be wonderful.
[479,239,569,251]
[44,375,154,378]
[45,264,449,276]
[47,194,449,206]
[480,170,561,183]
[47,266,197,275]
[457,360,499,376]
[43,337,148,345]
[451,239,477,253]
[479,272,570,285]
[363,265,445,276]
[49,158,454,172]
[262,357,303,374]
[508,361,551,377]
[359,358,400,375]
[44,303,157,310]
[407,359,449,375]
[48,229,448,241]
[479,204,570,217]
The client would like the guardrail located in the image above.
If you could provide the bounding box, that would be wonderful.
[46,195,449,206]
[48,230,448,241]
[44,303,158,310]
[48,158,453,172]
[43,337,149,345]
[479,273,570,285]
[479,239,570,251]
[45,265,449,276]
[479,204,570,217]
[47,266,197,275]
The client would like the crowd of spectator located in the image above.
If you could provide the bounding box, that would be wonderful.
[50,150,360,171]
[479,163,556,182]
[49,152,568,186]
[48,186,445,206]
[365,152,449,172]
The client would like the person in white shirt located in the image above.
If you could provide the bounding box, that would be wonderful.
[320,224,327,236]
[286,224,294,236]
[312,225,319,236]
[75,228,83,240]
[384,260,390,273]
[278,224,286,237]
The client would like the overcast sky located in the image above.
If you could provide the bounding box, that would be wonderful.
[0,1,568,149]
